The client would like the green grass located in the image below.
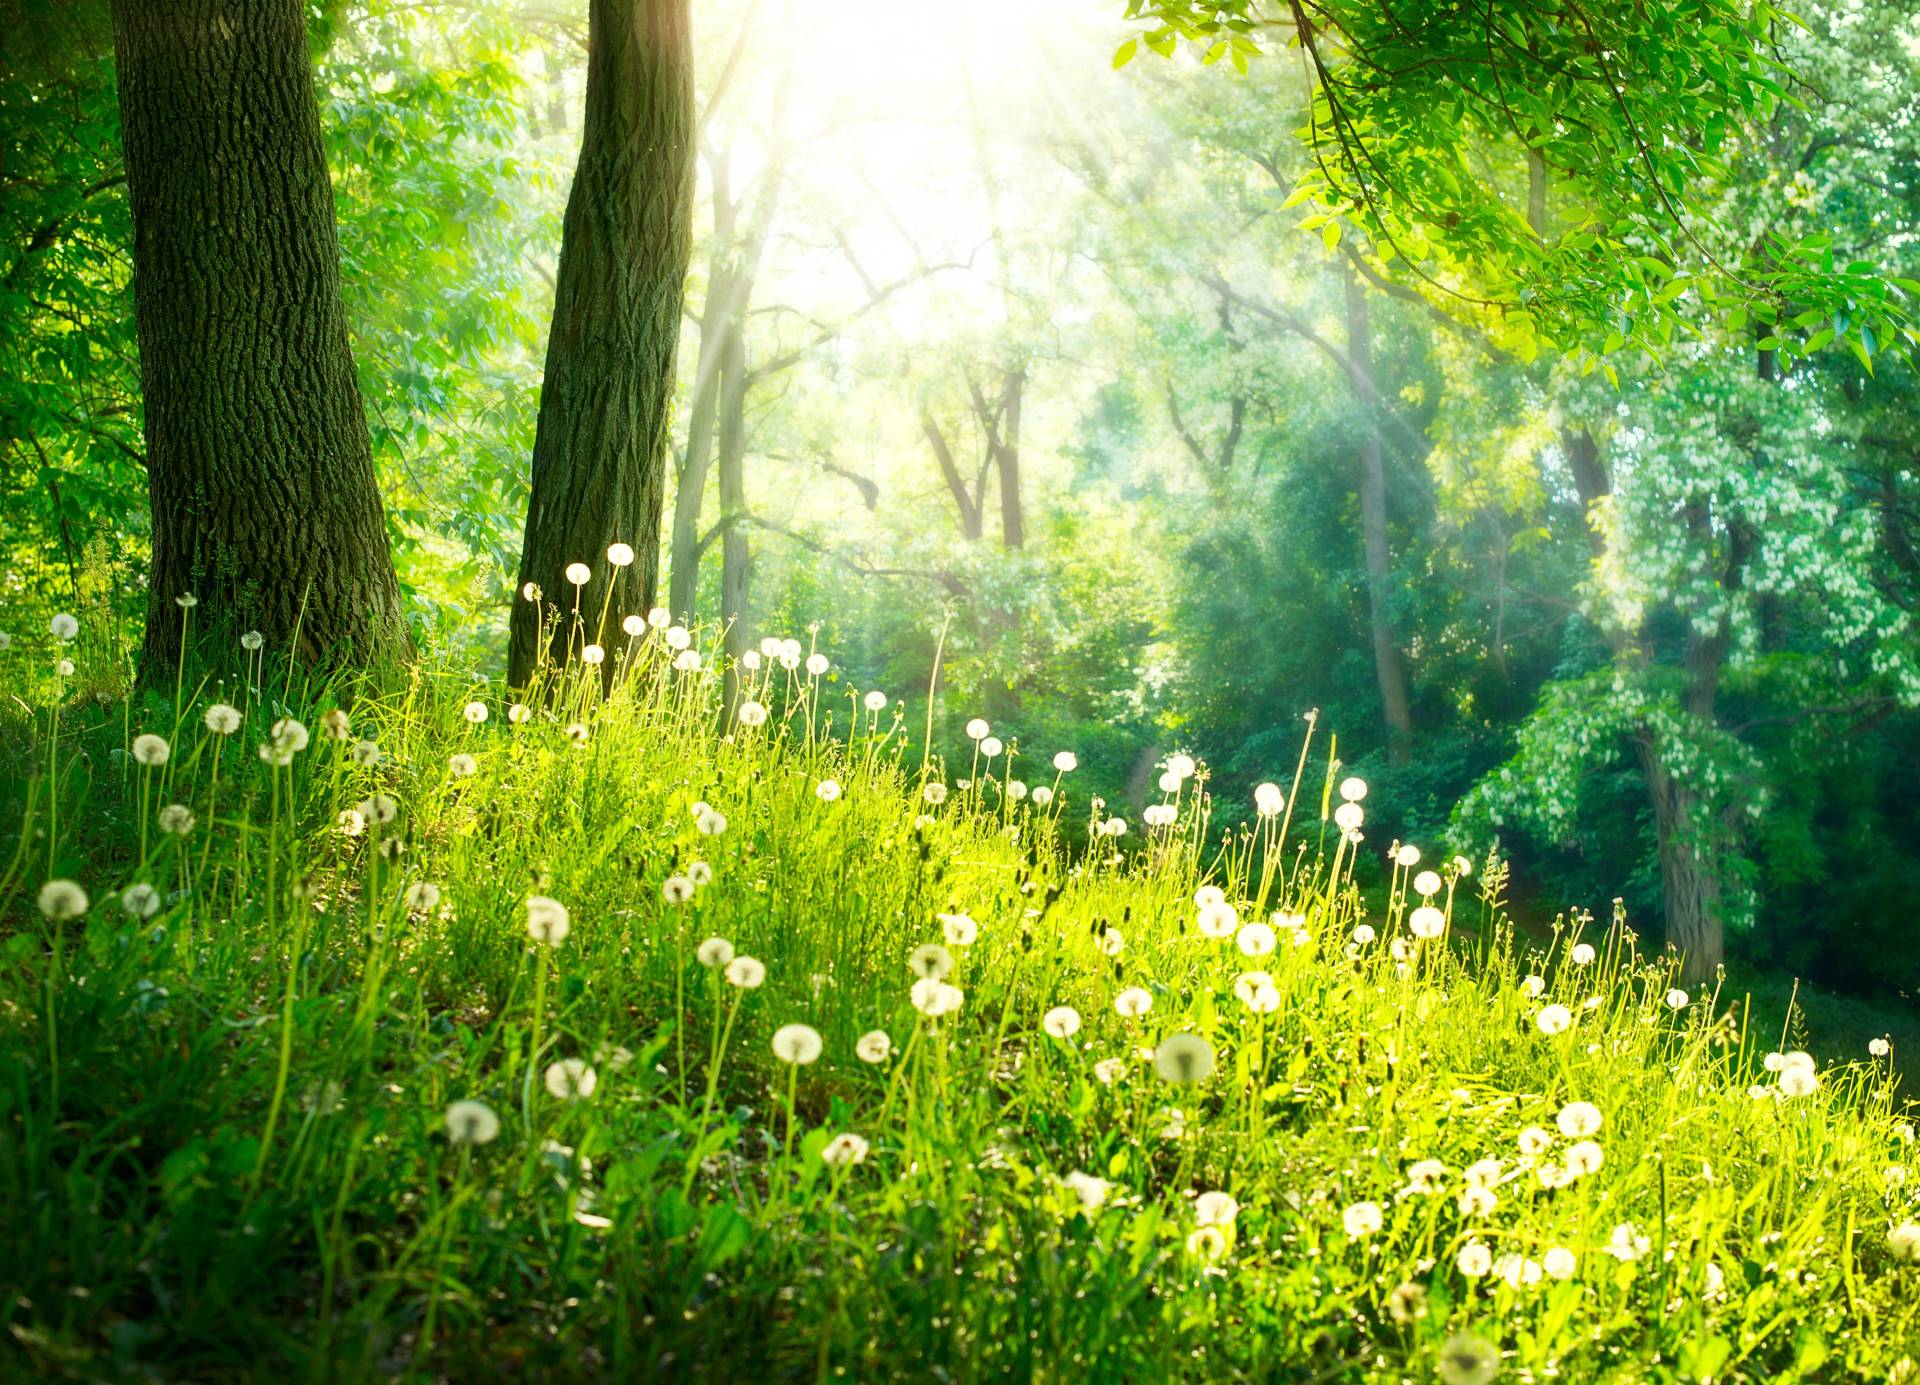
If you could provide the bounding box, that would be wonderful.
[2,610,1917,1383]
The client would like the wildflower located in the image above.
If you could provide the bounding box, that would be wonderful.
[1569,942,1596,965]
[1006,779,1028,801]
[1890,1222,1920,1263]
[1536,1004,1573,1036]
[1102,816,1128,836]
[1154,1033,1215,1084]
[771,1023,823,1065]
[1167,753,1196,780]
[526,896,571,945]
[1563,1140,1604,1178]
[979,736,1003,758]
[1052,751,1077,772]
[241,630,264,651]
[1403,1159,1446,1195]
[696,807,728,835]
[855,1030,891,1063]
[737,699,768,728]
[910,978,964,1016]
[445,1099,500,1145]
[696,937,734,968]
[1114,987,1152,1018]
[622,614,645,637]
[966,718,990,740]
[1409,905,1445,940]
[1413,869,1441,897]
[1395,844,1420,868]
[665,625,691,650]
[508,703,532,725]
[1238,977,1281,1013]
[338,809,366,837]
[1042,1006,1081,1039]
[1435,1332,1500,1385]
[725,955,766,988]
[1605,1222,1651,1262]
[1536,1163,1569,1189]
[1196,899,1238,938]
[1194,1190,1239,1225]
[404,881,441,911]
[1093,1057,1126,1085]
[921,782,950,807]
[1186,1225,1228,1259]
[863,689,887,712]
[1456,1241,1493,1277]
[258,717,310,765]
[545,1058,597,1100]
[1342,1201,1384,1238]
[1521,974,1546,998]
[564,562,591,586]
[50,613,78,640]
[1385,1281,1428,1324]
[581,643,605,666]
[939,911,978,946]
[1236,921,1276,957]
[1339,776,1367,802]
[1778,1063,1818,1098]
[1543,1246,1577,1280]
[157,804,196,835]
[565,722,589,746]
[56,659,74,677]
[350,739,381,767]
[1458,1186,1498,1216]
[1098,926,1124,956]
[648,607,671,628]
[1556,1100,1603,1138]
[662,875,695,905]
[805,653,829,677]
[1517,1126,1553,1157]
[1494,1254,1542,1288]
[319,709,350,741]
[822,1133,868,1168]
[1333,802,1364,832]
[131,733,171,767]
[815,779,842,802]
[462,700,489,724]
[121,882,162,919]
[1350,923,1377,946]
[1870,1037,1890,1057]
[1142,803,1177,829]
[448,752,477,778]
[673,650,701,673]
[521,582,543,602]
[1253,782,1283,816]
[359,794,397,825]
[686,861,713,887]
[606,541,635,567]
[909,943,954,980]
[1664,987,1689,1010]
[1063,1171,1111,1212]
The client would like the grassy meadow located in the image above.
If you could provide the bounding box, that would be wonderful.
[2,591,1917,1382]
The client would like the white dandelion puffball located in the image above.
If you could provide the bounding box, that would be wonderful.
[1536,1004,1573,1036]
[1333,802,1364,832]
[648,607,671,628]
[1195,884,1225,908]
[1455,1241,1493,1278]
[979,736,1003,758]
[1052,751,1077,772]
[1569,942,1596,965]
[360,794,397,825]
[544,1058,598,1100]
[131,733,171,767]
[737,700,768,728]
[815,779,842,802]
[1237,922,1276,957]
[271,717,311,752]
[1395,844,1420,868]
[1194,1190,1239,1226]
[606,541,635,567]
[1778,1063,1818,1098]
[1564,1140,1604,1178]
[1556,1100,1603,1138]
[673,650,701,673]
[157,804,197,835]
[1518,1126,1553,1156]
[1031,784,1054,806]
[1156,771,1181,795]
[661,875,695,905]
[521,581,542,602]
[855,1030,892,1063]
[771,1023,823,1065]
[622,614,645,637]
[405,881,441,912]
[725,955,766,988]
[1405,1159,1445,1194]
[1889,1222,1920,1263]
[526,895,571,945]
[1114,987,1152,1018]
[910,977,964,1016]
[1186,1225,1228,1259]
[1342,1201,1384,1238]
[508,702,531,724]
[1142,804,1177,829]
[1064,1171,1112,1212]
[1098,927,1124,956]
[665,624,692,650]
[203,703,242,736]
[57,659,74,677]
[1521,974,1546,998]
[1154,1033,1215,1084]
[564,562,591,586]
[338,809,366,837]
[1166,752,1196,780]
[806,653,829,677]
[581,643,605,666]
[864,689,887,711]
[445,1099,500,1146]
[922,782,949,805]
[1413,869,1441,897]
[1351,924,1377,946]
[1870,1037,1892,1058]
[1093,1057,1126,1085]
[1665,988,1689,1010]
[697,808,728,836]
[50,612,79,641]
[696,937,735,968]
[1042,1006,1081,1039]
[1338,776,1367,802]
[939,912,978,946]
[463,700,488,724]
[350,739,381,767]
[121,882,162,920]
[1196,900,1239,938]
[1408,905,1446,940]
[1234,972,1280,1013]
[1458,1185,1498,1217]
[1253,782,1283,816]
[448,752,477,778]
[822,1132,869,1168]
[966,718,990,741]
[240,629,265,651]
[908,943,954,980]
[1102,816,1128,837]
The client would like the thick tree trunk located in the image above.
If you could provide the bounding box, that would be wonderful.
[1342,268,1414,758]
[1638,742,1725,982]
[110,0,409,675]
[509,0,694,686]
[716,323,750,710]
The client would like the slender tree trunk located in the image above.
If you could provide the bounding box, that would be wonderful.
[668,257,729,622]
[1638,742,1725,982]
[110,0,409,675]
[716,322,750,710]
[995,368,1025,548]
[509,0,694,686]
[922,413,984,540]
[1341,267,1414,758]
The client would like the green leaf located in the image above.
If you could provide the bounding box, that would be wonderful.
[1112,37,1138,69]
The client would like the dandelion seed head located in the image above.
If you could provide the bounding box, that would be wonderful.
[1114,986,1152,1018]
[725,955,765,988]
[1342,1201,1384,1238]
[131,733,171,766]
[526,895,571,945]
[1042,1005,1081,1039]
[1236,921,1276,957]
[606,542,635,567]
[1338,776,1367,803]
[771,1023,823,1065]
[564,562,591,586]
[822,1132,868,1168]
[121,882,162,919]
[1395,844,1420,868]
[815,778,842,802]
[544,1058,598,1100]
[1333,801,1364,832]
[1413,869,1441,897]
[204,703,242,735]
[855,1030,891,1063]
[1569,941,1596,965]
[939,911,978,946]
[965,718,990,741]
[157,804,196,835]
[50,613,79,641]
[1536,1004,1573,1036]
[661,875,695,905]
[1409,905,1446,940]
[665,624,691,650]
[1253,782,1283,816]
[445,1099,500,1145]
[979,736,1003,758]
[1154,1033,1215,1085]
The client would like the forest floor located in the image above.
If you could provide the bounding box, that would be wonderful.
[2,628,1917,1382]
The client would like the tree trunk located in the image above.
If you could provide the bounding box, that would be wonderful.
[1638,741,1725,982]
[995,368,1025,548]
[509,0,694,686]
[1341,267,1414,758]
[110,0,409,675]
[716,320,750,710]
[668,255,729,623]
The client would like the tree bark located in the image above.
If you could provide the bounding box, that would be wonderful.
[1341,267,1415,758]
[509,0,694,685]
[110,0,409,675]
[716,319,750,711]
[993,368,1025,548]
